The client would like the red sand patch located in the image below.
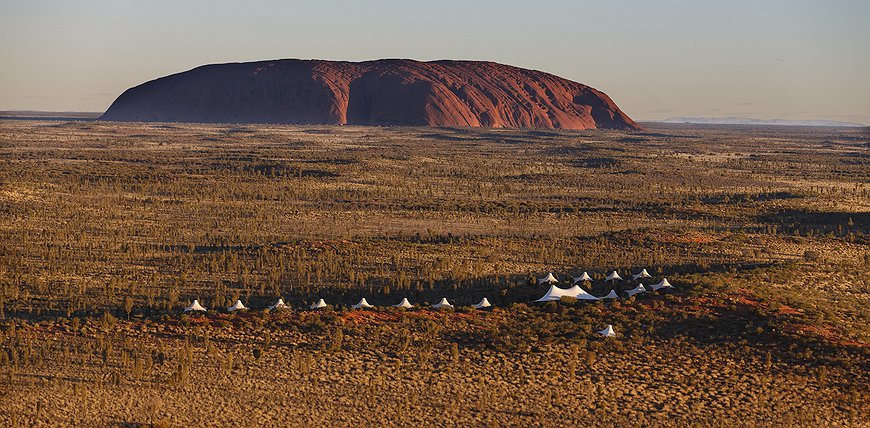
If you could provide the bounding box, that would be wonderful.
[645,231,720,244]
[776,304,803,316]
[783,323,866,347]
[688,289,865,348]
[340,311,402,325]
[339,309,477,325]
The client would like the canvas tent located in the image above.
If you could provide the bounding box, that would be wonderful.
[537,272,559,285]
[535,284,599,302]
[605,271,623,282]
[625,284,647,297]
[432,298,454,309]
[632,269,653,280]
[310,298,327,309]
[394,298,414,309]
[268,298,288,310]
[601,290,619,300]
[535,285,569,302]
[227,300,247,312]
[472,297,492,309]
[184,299,207,312]
[572,272,593,283]
[650,278,673,291]
[567,285,600,301]
[598,324,616,337]
[352,298,374,309]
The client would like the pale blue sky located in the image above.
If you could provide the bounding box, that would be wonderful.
[1,0,868,123]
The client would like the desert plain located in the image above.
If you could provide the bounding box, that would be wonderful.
[0,119,867,426]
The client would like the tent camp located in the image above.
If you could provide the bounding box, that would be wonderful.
[227,300,247,312]
[572,272,593,283]
[535,284,599,302]
[184,300,207,312]
[605,271,623,282]
[432,298,454,309]
[537,272,559,285]
[650,278,673,291]
[268,298,288,310]
[394,298,414,309]
[352,298,374,309]
[472,297,492,309]
[598,325,616,337]
[310,299,328,310]
[625,284,647,297]
[601,290,619,300]
[632,269,653,280]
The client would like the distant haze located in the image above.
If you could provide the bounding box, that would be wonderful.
[1,0,868,124]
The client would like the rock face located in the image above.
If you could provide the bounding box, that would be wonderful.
[102,59,640,130]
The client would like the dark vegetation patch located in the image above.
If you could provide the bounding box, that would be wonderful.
[701,191,803,205]
[569,157,620,168]
[758,209,869,238]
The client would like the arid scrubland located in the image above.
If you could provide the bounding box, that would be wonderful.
[0,120,867,426]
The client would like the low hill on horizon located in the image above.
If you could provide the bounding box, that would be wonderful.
[657,116,866,128]
[101,59,640,130]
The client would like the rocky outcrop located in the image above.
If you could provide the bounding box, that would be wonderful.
[102,59,640,130]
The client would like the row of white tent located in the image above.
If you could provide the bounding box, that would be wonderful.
[186,298,619,337]
[538,269,654,285]
[535,278,673,302]
[184,297,493,313]
[183,277,672,313]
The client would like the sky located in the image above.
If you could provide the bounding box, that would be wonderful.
[1,0,869,124]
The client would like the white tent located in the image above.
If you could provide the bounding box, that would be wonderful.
[601,290,619,300]
[432,298,453,309]
[227,300,247,311]
[268,298,288,310]
[184,299,207,312]
[537,272,559,285]
[572,272,593,283]
[227,300,247,312]
[605,271,622,282]
[566,285,600,301]
[309,298,327,310]
[535,285,569,302]
[393,298,414,309]
[352,298,374,309]
[625,284,647,297]
[632,269,653,280]
[650,278,673,291]
[535,284,599,302]
[472,297,492,309]
[597,325,616,337]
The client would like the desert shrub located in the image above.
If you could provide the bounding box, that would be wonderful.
[803,250,821,262]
